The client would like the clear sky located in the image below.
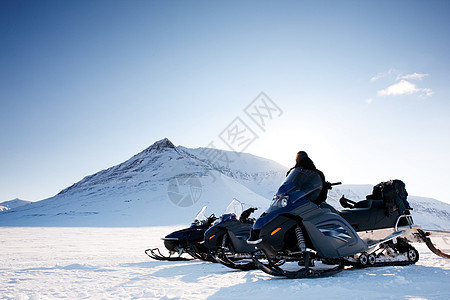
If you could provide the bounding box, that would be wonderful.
[1,0,449,203]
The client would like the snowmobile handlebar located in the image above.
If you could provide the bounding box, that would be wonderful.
[206,214,218,226]
[240,207,258,223]
[324,182,342,190]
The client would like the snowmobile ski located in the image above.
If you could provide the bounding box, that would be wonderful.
[252,249,344,279]
[145,248,193,261]
[211,247,256,271]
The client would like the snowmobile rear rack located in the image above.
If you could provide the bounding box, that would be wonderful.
[394,214,415,231]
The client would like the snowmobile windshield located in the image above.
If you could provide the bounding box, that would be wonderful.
[192,206,208,226]
[215,199,243,224]
[267,168,322,213]
[223,199,243,219]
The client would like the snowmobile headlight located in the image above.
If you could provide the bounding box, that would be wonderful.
[275,195,288,208]
[271,195,278,205]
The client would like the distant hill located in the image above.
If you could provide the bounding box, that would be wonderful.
[0,198,32,212]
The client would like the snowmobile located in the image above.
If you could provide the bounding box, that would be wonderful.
[247,167,450,279]
[145,206,217,261]
[202,199,260,270]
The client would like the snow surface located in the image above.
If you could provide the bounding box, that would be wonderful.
[1,226,449,300]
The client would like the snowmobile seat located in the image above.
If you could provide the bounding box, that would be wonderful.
[339,196,372,209]
[352,199,373,209]
[340,199,401,232]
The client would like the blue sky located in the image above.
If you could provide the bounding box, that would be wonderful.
[1,0,449,203]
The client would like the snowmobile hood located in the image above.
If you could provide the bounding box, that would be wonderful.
[252,168,323,232]
[220,213,238,223]
[252,207,291,231]
[266,168,322,213]
[208,214,238,232]
[164,225,205,240]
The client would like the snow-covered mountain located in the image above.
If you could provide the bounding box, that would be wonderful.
[0,198,32,212]
[1,137,449,229]
[0,138,285,226]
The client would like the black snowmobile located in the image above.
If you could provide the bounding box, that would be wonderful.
[247,167,447,278]
[203,199,260,270]
[145,206,217,261]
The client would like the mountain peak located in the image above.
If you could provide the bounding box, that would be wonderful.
[144,138,176,153]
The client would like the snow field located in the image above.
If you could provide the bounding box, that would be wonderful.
[1,227,449,300]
